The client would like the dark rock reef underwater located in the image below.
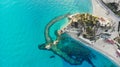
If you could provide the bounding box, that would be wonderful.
[38,33,96,67]
[38,14,96,67]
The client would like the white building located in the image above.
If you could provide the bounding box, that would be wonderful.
[98,17,112,27]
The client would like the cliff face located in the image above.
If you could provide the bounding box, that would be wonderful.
[102,0,120,10]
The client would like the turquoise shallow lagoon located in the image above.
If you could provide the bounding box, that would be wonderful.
[59,33,119,67]
[0,0,119,67]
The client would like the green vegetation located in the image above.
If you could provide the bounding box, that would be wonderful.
[106,2,120,16]
[73,14,99,40]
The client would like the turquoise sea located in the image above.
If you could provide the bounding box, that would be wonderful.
[0,0,119,67]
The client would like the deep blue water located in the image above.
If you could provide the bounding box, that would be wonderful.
[0,0,118,67]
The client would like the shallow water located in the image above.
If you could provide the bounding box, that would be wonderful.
[58,33,119,67]
[0,0,118,67]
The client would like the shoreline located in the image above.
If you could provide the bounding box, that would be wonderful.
[86,0,120,65]
[66,32,120,66]
[59,0,120,66]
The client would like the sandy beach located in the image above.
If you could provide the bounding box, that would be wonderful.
[59,0,120,65]
[89,0,120,65]
[67,31,120,66]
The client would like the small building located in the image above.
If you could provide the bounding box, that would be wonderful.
[98,17,112,27]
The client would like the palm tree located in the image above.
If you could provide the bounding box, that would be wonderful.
[80,14,86,32]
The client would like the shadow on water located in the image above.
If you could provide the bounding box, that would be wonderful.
[38,14,96,67]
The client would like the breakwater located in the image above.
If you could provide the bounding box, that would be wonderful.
[44,13,70,43]
[38,13,95,67]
